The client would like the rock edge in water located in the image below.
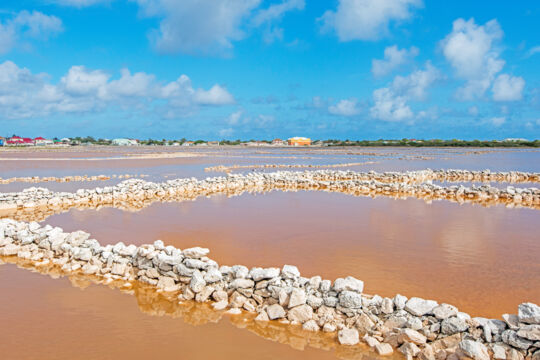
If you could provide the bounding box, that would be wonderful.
[1,218,539,360]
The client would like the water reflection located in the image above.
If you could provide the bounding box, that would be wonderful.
[0,256,396,360]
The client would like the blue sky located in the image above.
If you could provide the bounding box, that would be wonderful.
[0,0,539,140]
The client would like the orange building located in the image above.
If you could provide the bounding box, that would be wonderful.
[288,137,311,146]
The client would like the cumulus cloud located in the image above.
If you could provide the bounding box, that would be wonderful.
[0,10,63,54]
[370,62,440,121]
[441,18,506,100]
[0,60,235,119]
[526,46,540,57]
[320,0,423,41]
[253,0,305,44]
[328,99,361,116]
[133,0,260,55]
[492,74,525,101]
[372,45,419,77]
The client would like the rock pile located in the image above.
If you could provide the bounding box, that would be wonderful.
[0,170,539,221]
[0,174,145,185]
[1,218,538,360]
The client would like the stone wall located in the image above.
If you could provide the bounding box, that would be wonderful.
[1,218,538,360]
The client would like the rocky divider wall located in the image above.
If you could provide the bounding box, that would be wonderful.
[0,171,539,220]
[0,219,538,360]
[0,174,147,185]
[205,162,377,172]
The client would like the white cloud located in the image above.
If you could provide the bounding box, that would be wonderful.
[227,110,243,125]
[0,10,63,54]
[441,18,505,100]
[490,116,505,127]
[372,45,419,77]
[194,84,235,105]
[219,128,234,137]
[492,74,525,101]
[0,60,235,119]
[390,62,440,100]
[320,0,422,41]
[370,62,440,121]
[252,0,305,26]
[370,87,413,122]
[328,98,361,116]
[133,0,261,55]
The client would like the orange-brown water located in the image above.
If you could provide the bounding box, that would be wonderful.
[1,147,540,360]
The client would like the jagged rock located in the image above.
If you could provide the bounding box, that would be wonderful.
[381,297,394,314]
[394,294,408,310]
[288,288,307,308]
[363,335,380,348]
[354,311,375,332]
[503,314,520,330]
[255,310,269,321]
[323,323,336,332]
[399,342,421,358]
[375,343,394,356]
[287,304,313,323]
[0,244,18,256]
[230,278,254,289]
[249,267,280,281]
[333,276,364,293]
[459,340,489,360]
[491,344,507,360]
[302,320,320,331]
[441,316,469,335]
[266,304,286,320]
[203,268,222,283]
[281,265,300,279]
[212,290,228,302]
[183,247,209,259]
[518,303,540,324]
[433,303,458,320]
[212,301,228,310]
[338,290,363,309]
[229,292,247,308]
[398,328,427,345]
[338,328,359,346]
[189,270,206,293]
[157,276,177,291]
[502,329,533,350]
[307,295,323,309]
[517,324,540,340]
[405,297,438,316]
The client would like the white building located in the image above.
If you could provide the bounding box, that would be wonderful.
[112,138,139,146]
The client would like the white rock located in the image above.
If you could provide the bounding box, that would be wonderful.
[203,268,222,283]
[333,276,364,293]
[249,267,280,281]
[183,247,209,259]
[519,303,540,324]
[190,270,206,293]
[302,320,320,331]
[459,340,490,360]
[287,304,313,323]
[338,291,363,309]
[281,264,300,279]
[266,304,286,320]
[404,297,438,316]
[288,288,307,308]
[393,294,407,310]
[375,343,393,356]
[338,328,359,346]
[433,303,458,320]
[517,324,540,341]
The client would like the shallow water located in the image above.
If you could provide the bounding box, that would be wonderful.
[42,190,540,319]
[1,146,540,359]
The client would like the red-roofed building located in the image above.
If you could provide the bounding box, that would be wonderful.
[34,137,53,146]
[6,136,35,146]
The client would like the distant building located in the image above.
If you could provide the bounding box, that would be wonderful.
[182,141,194,147]
[112,138,139,146]
[272,138,287,146]
[0,136,4,146]
[207,141,219,146]
[288,137,311,146]
[34,137,54,146]
[503,138,528,142]
[6,136,34,146]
